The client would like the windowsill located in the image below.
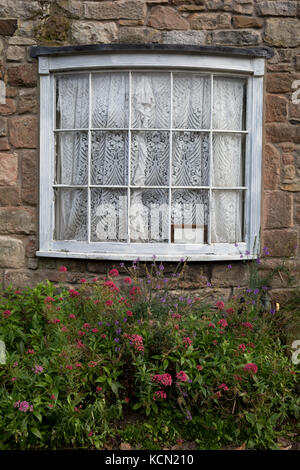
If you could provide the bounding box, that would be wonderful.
[36,250,256,262]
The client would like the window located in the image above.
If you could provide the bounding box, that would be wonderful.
[33,46,266,261]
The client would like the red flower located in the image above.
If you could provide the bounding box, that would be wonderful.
[3,309,12,318]
[126,310,133,317]
[105,300,113,307]
[218,319,228,328]
[75,362,82,368]
[238,343,246,351]
[59,266,67,272]
[196,365,203,371]
[78,331,85,337]
[208,322,215,328]
[109,269,119,277]
[50,394,56,400]
[124,277,132,284]
[92,277,98,282]
[88,432,94,437]
[176,371,188,382]
[125,397,130,403]
[80,279,87,283]
[92,328,98,333]
[242,322,253,329]
[69,314,76,319]
[96,386,102,393]
[69,289,79,297]
[216,301,225,310]
[44,296,55,303]
[226,308,234,314]
[66,365,73,370]
[243,363,258,374]
[219,383,229,391]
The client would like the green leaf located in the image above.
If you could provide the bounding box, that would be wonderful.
[132,403,141,410]
[31,428,43,440]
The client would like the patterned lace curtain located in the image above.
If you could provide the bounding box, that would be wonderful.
[211,77,245,243]
[55,74,89,240]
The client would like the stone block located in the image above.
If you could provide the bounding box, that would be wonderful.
[9,116,38,148]
[0,236,25,268]
[0,207,36,234]
[264,192,292,229]
[0,152,18,186]
[71,21,118,44]
[148,6,189,30]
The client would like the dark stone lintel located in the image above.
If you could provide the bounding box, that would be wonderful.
[29,43,274,59]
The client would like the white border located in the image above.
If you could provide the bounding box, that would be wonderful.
[38,52,264,261]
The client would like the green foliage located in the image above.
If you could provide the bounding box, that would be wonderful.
[0,260,299,449]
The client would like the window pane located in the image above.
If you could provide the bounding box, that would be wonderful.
[213,77,246,130]
[172,132,209,186]
[131,73,170,128]
[212,134,245,187]
[92,72,129,128]
[55,131,88,185]
[211,190,244,243]
[91,189,127,242]
[54,188,87,241]
[56,74,89,129]
[91,131,128,185]
[131,131,169,186]
[130,189,169,243]
[171,190,208,244]
[173,74,211,129]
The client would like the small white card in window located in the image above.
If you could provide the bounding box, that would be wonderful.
[171,224,206,244]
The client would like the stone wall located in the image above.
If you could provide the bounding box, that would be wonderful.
[0,0,300,303]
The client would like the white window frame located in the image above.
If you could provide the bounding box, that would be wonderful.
[36,51,264,262]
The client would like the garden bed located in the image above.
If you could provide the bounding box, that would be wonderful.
[0,260,299,450]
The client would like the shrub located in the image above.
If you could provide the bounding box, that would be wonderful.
[0,261,299,449]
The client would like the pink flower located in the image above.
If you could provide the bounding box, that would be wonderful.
[101,334,106,339]
[105,300,113,307]
[92,277,98,282]
[59,266,67,272]
[66,365,73,370]
[13,362,18,367]
[15,290,21,294]
[124,397,130,403]
[12,377,17,382]
[69,289,79,297]
[238,343,246,351]
[26,349,35,354]
[208,323,215,328]
[48,404,54,409]
[75,362,82,368]
[109,269,119,277]
[92,328,98,333]
[78,331,85,337]
[50,394,56,400]
[152,373,172,387]
[88,432,93,437]
[32,365,44,374]
[80,278,87,283]
[242,322,253,329]
[176,371,188,382]
[69,314,76,319]
[61,325,68,332]
[96,386,102,393]
[83,323,91,329]
[196,365,203,371]
[226,308,234,314]
[243,363,258,374]
[234,375,243,382]
[126,310,133,317]
[88,361,97,368]
[219,383,229,391]
[44,296,55,303]
[124,277,132,284]
[216,301,225,310]
[76,340,85,349]
[3,309,12,318]
[153,390,167,401]
[218,319,228,328]
[183,337,192,348]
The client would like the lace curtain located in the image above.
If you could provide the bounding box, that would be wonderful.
[211,77,245,243]
[55,72,245,244]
